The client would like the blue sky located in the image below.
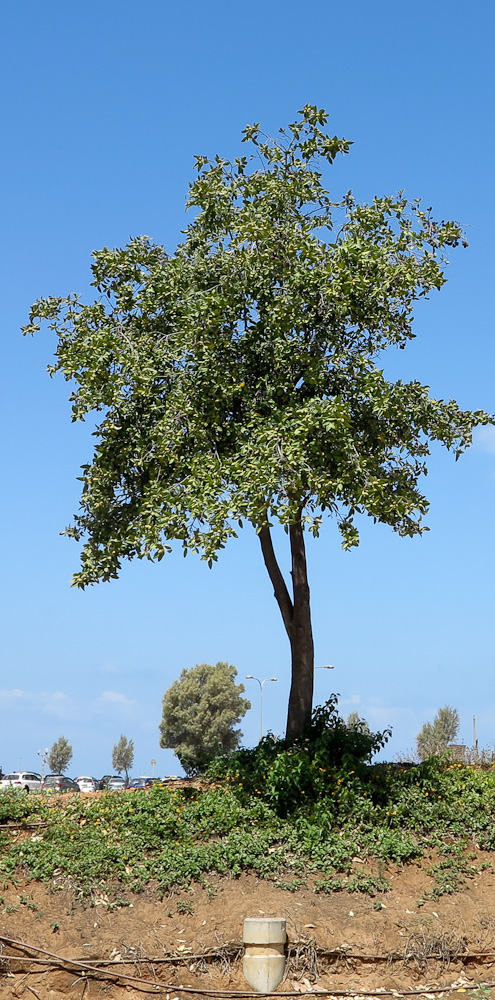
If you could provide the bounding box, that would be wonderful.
[1,0,494,778]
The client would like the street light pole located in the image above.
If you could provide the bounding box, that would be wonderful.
[246,675,278,741]
[37,748,49,780]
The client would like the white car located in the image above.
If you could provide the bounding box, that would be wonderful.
[75,776,97,793]
[0,771,42,793]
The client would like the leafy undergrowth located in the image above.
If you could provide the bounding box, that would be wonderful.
[0,703,492,901]
[0,755,494,903]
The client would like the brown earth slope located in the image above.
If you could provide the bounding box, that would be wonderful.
[1,859,495,999]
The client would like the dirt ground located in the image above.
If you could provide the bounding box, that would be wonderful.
[2,854,495,999]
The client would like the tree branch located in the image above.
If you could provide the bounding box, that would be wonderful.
[258,525,294,638]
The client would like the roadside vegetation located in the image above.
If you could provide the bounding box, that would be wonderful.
[1,702,494,906]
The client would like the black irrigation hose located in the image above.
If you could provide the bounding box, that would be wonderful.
[2,934,494,966]
[1,935,494,997]
[3,954,495,966]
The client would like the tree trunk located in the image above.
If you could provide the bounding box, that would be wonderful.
[258,516,314,741]
[286,517,315,740]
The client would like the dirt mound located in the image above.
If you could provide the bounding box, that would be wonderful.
[2,862,495,998]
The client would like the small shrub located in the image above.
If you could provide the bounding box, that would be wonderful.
[177,899,194,915]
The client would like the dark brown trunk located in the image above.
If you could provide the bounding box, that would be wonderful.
[258,517,314,742]
[286,517,314,740]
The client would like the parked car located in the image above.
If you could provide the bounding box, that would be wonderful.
[0,771,42,793]
[75,776,97,793]
[106,775,126,791]
[127,776,156,791]
[42,774,80,793]
[97,774,113,790]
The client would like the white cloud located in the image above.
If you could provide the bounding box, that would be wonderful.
[474,425,495,455]
[93,691,137,716]
[0,687,139,741]
[0,689,25,702]
[0,688,74,718]
[338,694,361,707]
[37,691,74,718]
[98,690,135,705]
[99,661,119,674]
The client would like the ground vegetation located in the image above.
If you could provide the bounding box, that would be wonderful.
[0,702,494,906]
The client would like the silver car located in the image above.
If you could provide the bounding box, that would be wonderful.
[0,771,42,793]
[107,775,126,791]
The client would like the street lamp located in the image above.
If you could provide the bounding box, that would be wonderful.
[37,748,49,780]
[246,675,277,741]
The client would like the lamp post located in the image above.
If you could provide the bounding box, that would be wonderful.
[246,675,277,741]
[37,748,49,780]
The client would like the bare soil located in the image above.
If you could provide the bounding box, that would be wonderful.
[2,855,495,999]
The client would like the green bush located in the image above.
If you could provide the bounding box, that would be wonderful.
[207,697,391,815]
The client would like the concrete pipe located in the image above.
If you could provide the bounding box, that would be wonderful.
[243,917,287,992]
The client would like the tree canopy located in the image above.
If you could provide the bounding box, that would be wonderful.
[416,705,460,760]
[112,735,134,782]
[24,105,492,740]
[159,661,250,775]
[346,711,370,734]
[48,736,73,774]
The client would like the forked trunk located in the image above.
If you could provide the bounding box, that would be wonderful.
[259,515,314,741]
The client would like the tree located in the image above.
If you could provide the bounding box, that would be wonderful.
[159,662,250,775]
[48,736,73,774]
[416,705,460,760]
[24,106,492,741]
[112,734,134,783]
[347,711,370,734]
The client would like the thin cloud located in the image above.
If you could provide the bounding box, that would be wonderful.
[100,661,119,674]
[474,425,495,455]
[0,688,25,702]
[0,688,74,718]
[338,694,361,707]
[37,691,74,718]
[94,691,137,714]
